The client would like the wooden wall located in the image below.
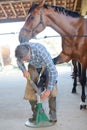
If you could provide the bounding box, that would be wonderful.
[81,0,87,15]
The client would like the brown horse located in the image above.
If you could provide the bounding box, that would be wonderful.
[71,59,81,92]
[19,1,87,109]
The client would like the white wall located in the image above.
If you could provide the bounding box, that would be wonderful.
[0,22,62,67]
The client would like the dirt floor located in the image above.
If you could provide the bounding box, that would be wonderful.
[0,65,87,130]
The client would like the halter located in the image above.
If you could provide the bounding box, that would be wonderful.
[21,9,45,37]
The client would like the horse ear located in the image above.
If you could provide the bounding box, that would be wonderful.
[38,0,45,7]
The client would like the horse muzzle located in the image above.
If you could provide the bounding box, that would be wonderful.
[19,33,29,43]
[19,28,31,43]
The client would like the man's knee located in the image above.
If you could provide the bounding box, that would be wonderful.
[50,83,58,97]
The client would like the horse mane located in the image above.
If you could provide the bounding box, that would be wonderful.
[28,3,81,18]
[44,4,81,18]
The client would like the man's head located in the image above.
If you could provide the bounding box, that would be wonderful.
[15,44,31,62]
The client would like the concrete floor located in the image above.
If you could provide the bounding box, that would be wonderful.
[0,65,87,130]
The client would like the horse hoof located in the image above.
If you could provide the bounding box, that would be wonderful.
[72,89,76,93]
[80,102,87,110]
[80,105,86,110]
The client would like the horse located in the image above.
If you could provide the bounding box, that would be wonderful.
[71,59,81,91]
[19,1,87,109]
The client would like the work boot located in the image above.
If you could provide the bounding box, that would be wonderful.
[48,97,57,123]
[28,117,36,122]
[29,100,37,122]
[49,119,57,123]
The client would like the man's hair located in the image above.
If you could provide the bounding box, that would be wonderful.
[15,44,30,59]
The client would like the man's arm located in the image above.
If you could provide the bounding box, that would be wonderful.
[17,58,30,78]
[40,51,58,90]
[39,48,58,100]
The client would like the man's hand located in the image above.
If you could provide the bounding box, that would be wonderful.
[23,70,30,79]
[40,89,51,101]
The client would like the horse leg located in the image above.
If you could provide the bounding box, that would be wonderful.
[72,60,78,93]
[77,61,81,79]
[53,52,71,64]
[72,60,82,92]
[79,69,86,109]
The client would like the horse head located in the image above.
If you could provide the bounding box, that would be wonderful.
[19,0,46,43]
[19,0,82,44]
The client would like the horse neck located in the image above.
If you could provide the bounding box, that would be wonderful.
[46,12,81,36]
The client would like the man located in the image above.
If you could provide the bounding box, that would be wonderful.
[15,42,58,123]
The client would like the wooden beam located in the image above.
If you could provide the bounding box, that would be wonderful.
[81,0,87,15]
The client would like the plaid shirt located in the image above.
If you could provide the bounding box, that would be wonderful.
[17,42,58,90]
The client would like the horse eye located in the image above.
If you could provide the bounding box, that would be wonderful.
[30,16,34,20]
